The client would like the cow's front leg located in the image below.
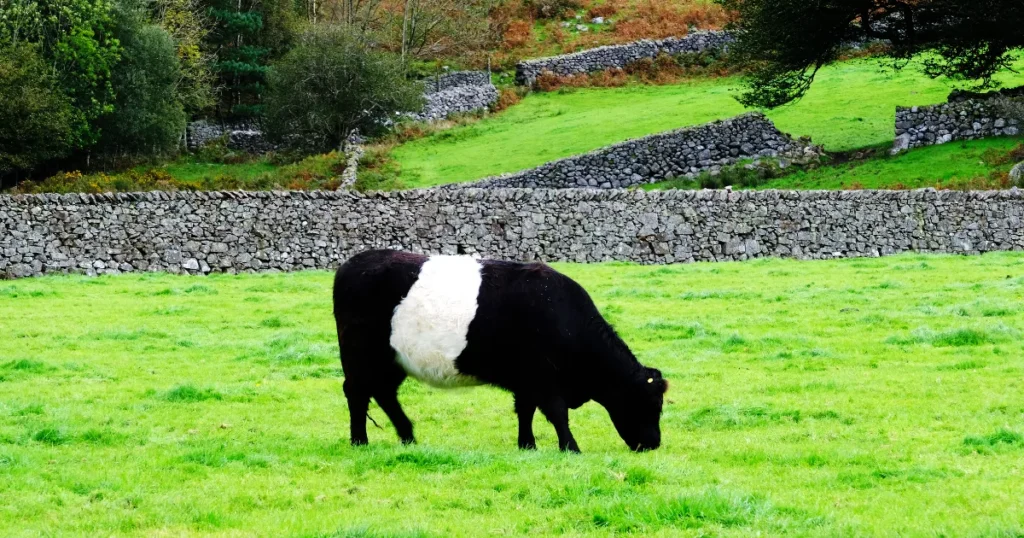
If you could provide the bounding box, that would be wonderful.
[538,396,580,453]
[514,395,537,450]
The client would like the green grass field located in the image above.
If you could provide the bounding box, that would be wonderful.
[644,137,1024,191]
[391,57,1024,188]
[3,253,1024,536]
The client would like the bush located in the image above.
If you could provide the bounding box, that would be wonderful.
[525,0,581,19]
[492,87,525,112]
[264,26,424,153]
[0,44,76,183]
[96,6,186,163]
[13,169,192,194]
[502,20,533,49]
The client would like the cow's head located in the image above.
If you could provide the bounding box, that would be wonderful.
[608,367,667,452]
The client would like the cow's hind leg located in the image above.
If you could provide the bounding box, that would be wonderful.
[340,325,412,445]
[514,395,537,450]
[343,378,371,446]
[373,362,415,444]
[538,396,580,453]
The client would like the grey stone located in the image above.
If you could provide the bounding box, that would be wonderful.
[893,95,1022,151]
[516,32,735,86]
[2,188,1022,279]
[444,113,823,190]
[1010,162,1024,186]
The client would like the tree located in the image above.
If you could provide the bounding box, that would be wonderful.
[0,0,121,147]
[394,0,495,62]
[151,0,217,116]
[719,0,1024,108]
[203,0,296,120]
[0,44,76,181]
[263,25,423,151]
[96,4,186,161]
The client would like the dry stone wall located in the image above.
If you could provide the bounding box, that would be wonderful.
[410,84,499,122]
[3,188,1022,279]
[186,71,497,153]
[893,98,1021,152]
[186,120,278,154]
[423,71,493,94]
[515,31,733,85]
[445,113,821,189]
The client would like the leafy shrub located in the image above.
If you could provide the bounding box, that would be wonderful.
[0,44,76,181]
[96,7,185,163]
[265,26,423,152]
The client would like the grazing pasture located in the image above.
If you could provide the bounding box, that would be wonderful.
[2,253,1024,536]
[644,137,1024,191]
[391,57,1024,188]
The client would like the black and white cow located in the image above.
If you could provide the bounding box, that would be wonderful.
[332,249,667,452]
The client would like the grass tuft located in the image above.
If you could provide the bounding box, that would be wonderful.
[962,430,1024,455]
[32,428,69,445]
[162,384,223,403]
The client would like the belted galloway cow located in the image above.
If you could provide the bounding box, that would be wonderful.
[333,249,667,452]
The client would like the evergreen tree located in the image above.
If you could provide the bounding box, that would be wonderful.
[204,0,294,121]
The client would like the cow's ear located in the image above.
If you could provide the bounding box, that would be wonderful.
[661,379,669,394]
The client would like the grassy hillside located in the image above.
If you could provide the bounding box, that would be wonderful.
[391,57,1024,188]
[644,138,1024,191]
[3,253,1024,535]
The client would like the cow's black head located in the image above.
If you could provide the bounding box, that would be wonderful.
[608,367,667,452]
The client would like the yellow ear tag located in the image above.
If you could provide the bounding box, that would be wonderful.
[647,378,654,383]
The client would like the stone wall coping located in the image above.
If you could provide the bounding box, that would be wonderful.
[517,31,727,69]
[4,186,1020,207]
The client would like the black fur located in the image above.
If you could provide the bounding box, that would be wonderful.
[333,249,667,452]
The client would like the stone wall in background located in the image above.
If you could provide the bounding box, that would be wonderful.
[445,113,821,189]
[893,97,1021,153]
[186,71,498,153]
[409,84,499,122]
[3,188,1022,279]
[515,31,734,86]
[186,120,278,154]
[422,71,493,94]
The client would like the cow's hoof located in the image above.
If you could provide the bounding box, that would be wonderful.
[351,438,368,447]
[400,437,416,445]
[518,440,537,450]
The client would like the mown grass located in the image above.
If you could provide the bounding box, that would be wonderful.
[390,57,1024,188]
[646,137,1024,191]
[2,253,1024,536]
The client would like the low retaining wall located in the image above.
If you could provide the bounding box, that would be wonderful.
[2,188,1022,278]
[515,31,733,86]
[446,113,820,189]
[893,98,1021,152]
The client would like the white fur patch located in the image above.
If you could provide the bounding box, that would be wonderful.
[390,255,484,388]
